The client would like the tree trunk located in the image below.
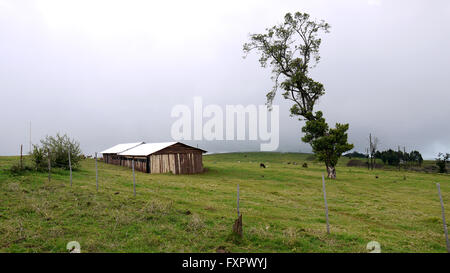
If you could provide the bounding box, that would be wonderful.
[327,165,336,179]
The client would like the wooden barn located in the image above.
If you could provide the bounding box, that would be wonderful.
[101,142,145,165]
[101,142,206,174]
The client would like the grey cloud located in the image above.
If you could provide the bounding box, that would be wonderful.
[0,0,449,159]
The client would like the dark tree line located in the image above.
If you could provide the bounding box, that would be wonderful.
[374,149,423,167]
[345,148,424,167]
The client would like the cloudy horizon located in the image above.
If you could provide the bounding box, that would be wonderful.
[1,0,449,159]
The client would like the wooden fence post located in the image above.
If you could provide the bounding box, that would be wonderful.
[237,184,240,218]
[47,150,51,182]
[68,147,72,187]
[132,158,136,197]
[437,183,450,253]
[95,152,98,192]
[322,174,330,234]
[20,144,23,169]
[232,184,243,237]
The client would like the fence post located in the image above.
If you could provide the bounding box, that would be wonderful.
[68,147,72,187]
[20,144,23,169]
[232,183,243,237]
[95,152,98,192]
[237,184,240,218]
[132,158,136,197]
[437,183,450,253]
[322,174,330,234]
[47,150,51,182]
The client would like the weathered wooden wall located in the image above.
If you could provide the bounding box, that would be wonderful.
[111,156,121,166]
[104,154,111,164]
[149,152,203,174]
[119,157,148,173]
[104,154,121,165]
[150,143,204,174]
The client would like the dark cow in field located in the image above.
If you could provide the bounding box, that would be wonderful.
[260,163,266,168]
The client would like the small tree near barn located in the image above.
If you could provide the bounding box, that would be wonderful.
[31,133,82,171]
[243,12,353,178]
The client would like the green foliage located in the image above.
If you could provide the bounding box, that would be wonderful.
[30,133,82,170]
[377,149,400,166]
[436,153,449,173]
[9,164,22,174]
[301,111,353,169]
[31,145,48,171]
[376,149,424,167]
[8,162,33,175]
[409,150,424,166]
[244,12,352,178]
[243,12,329,115]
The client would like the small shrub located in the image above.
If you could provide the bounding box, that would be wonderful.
[9,164,22,174]
[31,145,48,171]
[31,133,83,171]
[9,163,33,175]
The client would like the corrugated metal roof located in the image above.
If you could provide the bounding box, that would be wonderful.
[118,142,177,156]
[100,142,145,154]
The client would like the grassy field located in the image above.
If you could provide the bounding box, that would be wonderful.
[0,152,449,253]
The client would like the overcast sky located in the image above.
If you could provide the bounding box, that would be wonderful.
[1,0,449,159]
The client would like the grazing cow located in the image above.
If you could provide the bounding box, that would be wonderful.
[260,163,266,168]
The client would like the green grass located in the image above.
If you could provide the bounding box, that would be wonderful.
[0,153,449,253]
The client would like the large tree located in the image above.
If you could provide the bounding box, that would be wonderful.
[243,12,353,178]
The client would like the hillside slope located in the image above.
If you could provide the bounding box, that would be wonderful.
[0,153,449,252]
